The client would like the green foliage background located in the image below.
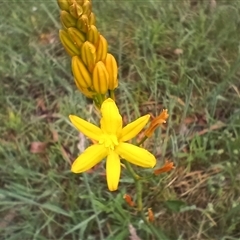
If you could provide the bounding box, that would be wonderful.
[0,0,240,239]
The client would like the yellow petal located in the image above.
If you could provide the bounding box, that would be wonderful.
[69,115,102,141]
[119,115,150,142]
[100,98,122,136]
[71,144,107,173]
[106,151,121,191]
[115,142,156,168]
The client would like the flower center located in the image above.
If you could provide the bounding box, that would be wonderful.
[99,134,119,150]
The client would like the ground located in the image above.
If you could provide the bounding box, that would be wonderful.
[0,0,240,239]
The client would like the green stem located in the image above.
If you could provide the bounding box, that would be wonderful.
[136,180,142,211]
[137,136,148,146]
[93,95,101,109]
[123,160,139,181]
[123,160,142,211]
[109,90,115,101]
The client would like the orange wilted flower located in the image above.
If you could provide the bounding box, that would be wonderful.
[154,161,174,175]
[144,109,169,137]
[123,194,135,207]
[147,208,154,222]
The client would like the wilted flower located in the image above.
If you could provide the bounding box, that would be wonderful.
[154,161,174,175]
[123,194,135,207]
[147,208,155,222]
[145,109,169,137]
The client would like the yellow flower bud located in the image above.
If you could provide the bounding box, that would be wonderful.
[86,25,100,47]
[69,2,83,19]
[57,0,69,11]
[76,14,89,33]
[59,30,80,56]
[96,35,108,62]
[75,0,84,5]
[104,54,118,90]
[82,0,92,16]
[89,12,96,25]
[81,41,96,73]
[92,61,109,94]
[72,56,92,88]
[74,78,95,98]
[67,0,75,4]
[67,27,85,48]
[60,10,77,28]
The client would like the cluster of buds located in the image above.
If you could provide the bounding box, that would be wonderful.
[57,0,118,103]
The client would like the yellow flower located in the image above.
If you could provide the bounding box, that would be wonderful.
[69,98,156,191]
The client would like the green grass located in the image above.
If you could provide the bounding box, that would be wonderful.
[1,0,240,239]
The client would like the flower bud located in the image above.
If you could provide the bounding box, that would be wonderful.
[104,54,118,90]
[77,14,89,33]
[69,2,83,19]
[67,27,85,48]
[96,35,108,62]
[75,0,84,5]
[59,30,80,56]
[60,10,77,28]
[81,41,96,72]
[57,0,70,11]
[74,78,95,98]
[67,0,75,4]
[72,56,92,88]
[82,0,92,16]
[92,61,109,94]
[86,25,100,47]
[89,12,96,25]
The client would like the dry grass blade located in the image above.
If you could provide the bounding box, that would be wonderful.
[210,0,217,11]
[188,121,226,139]
[30,141,48,153]
[0,210,16,229]
[129,224,142,240]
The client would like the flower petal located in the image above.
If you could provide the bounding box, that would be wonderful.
[119,115,150,142]
[106,151,121,191]
[100,98,122,136]
[69,115,102,141]
[115,142,156,168]
[71,144,107,173]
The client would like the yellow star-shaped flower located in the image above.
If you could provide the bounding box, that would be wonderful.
[69,98,156,191]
